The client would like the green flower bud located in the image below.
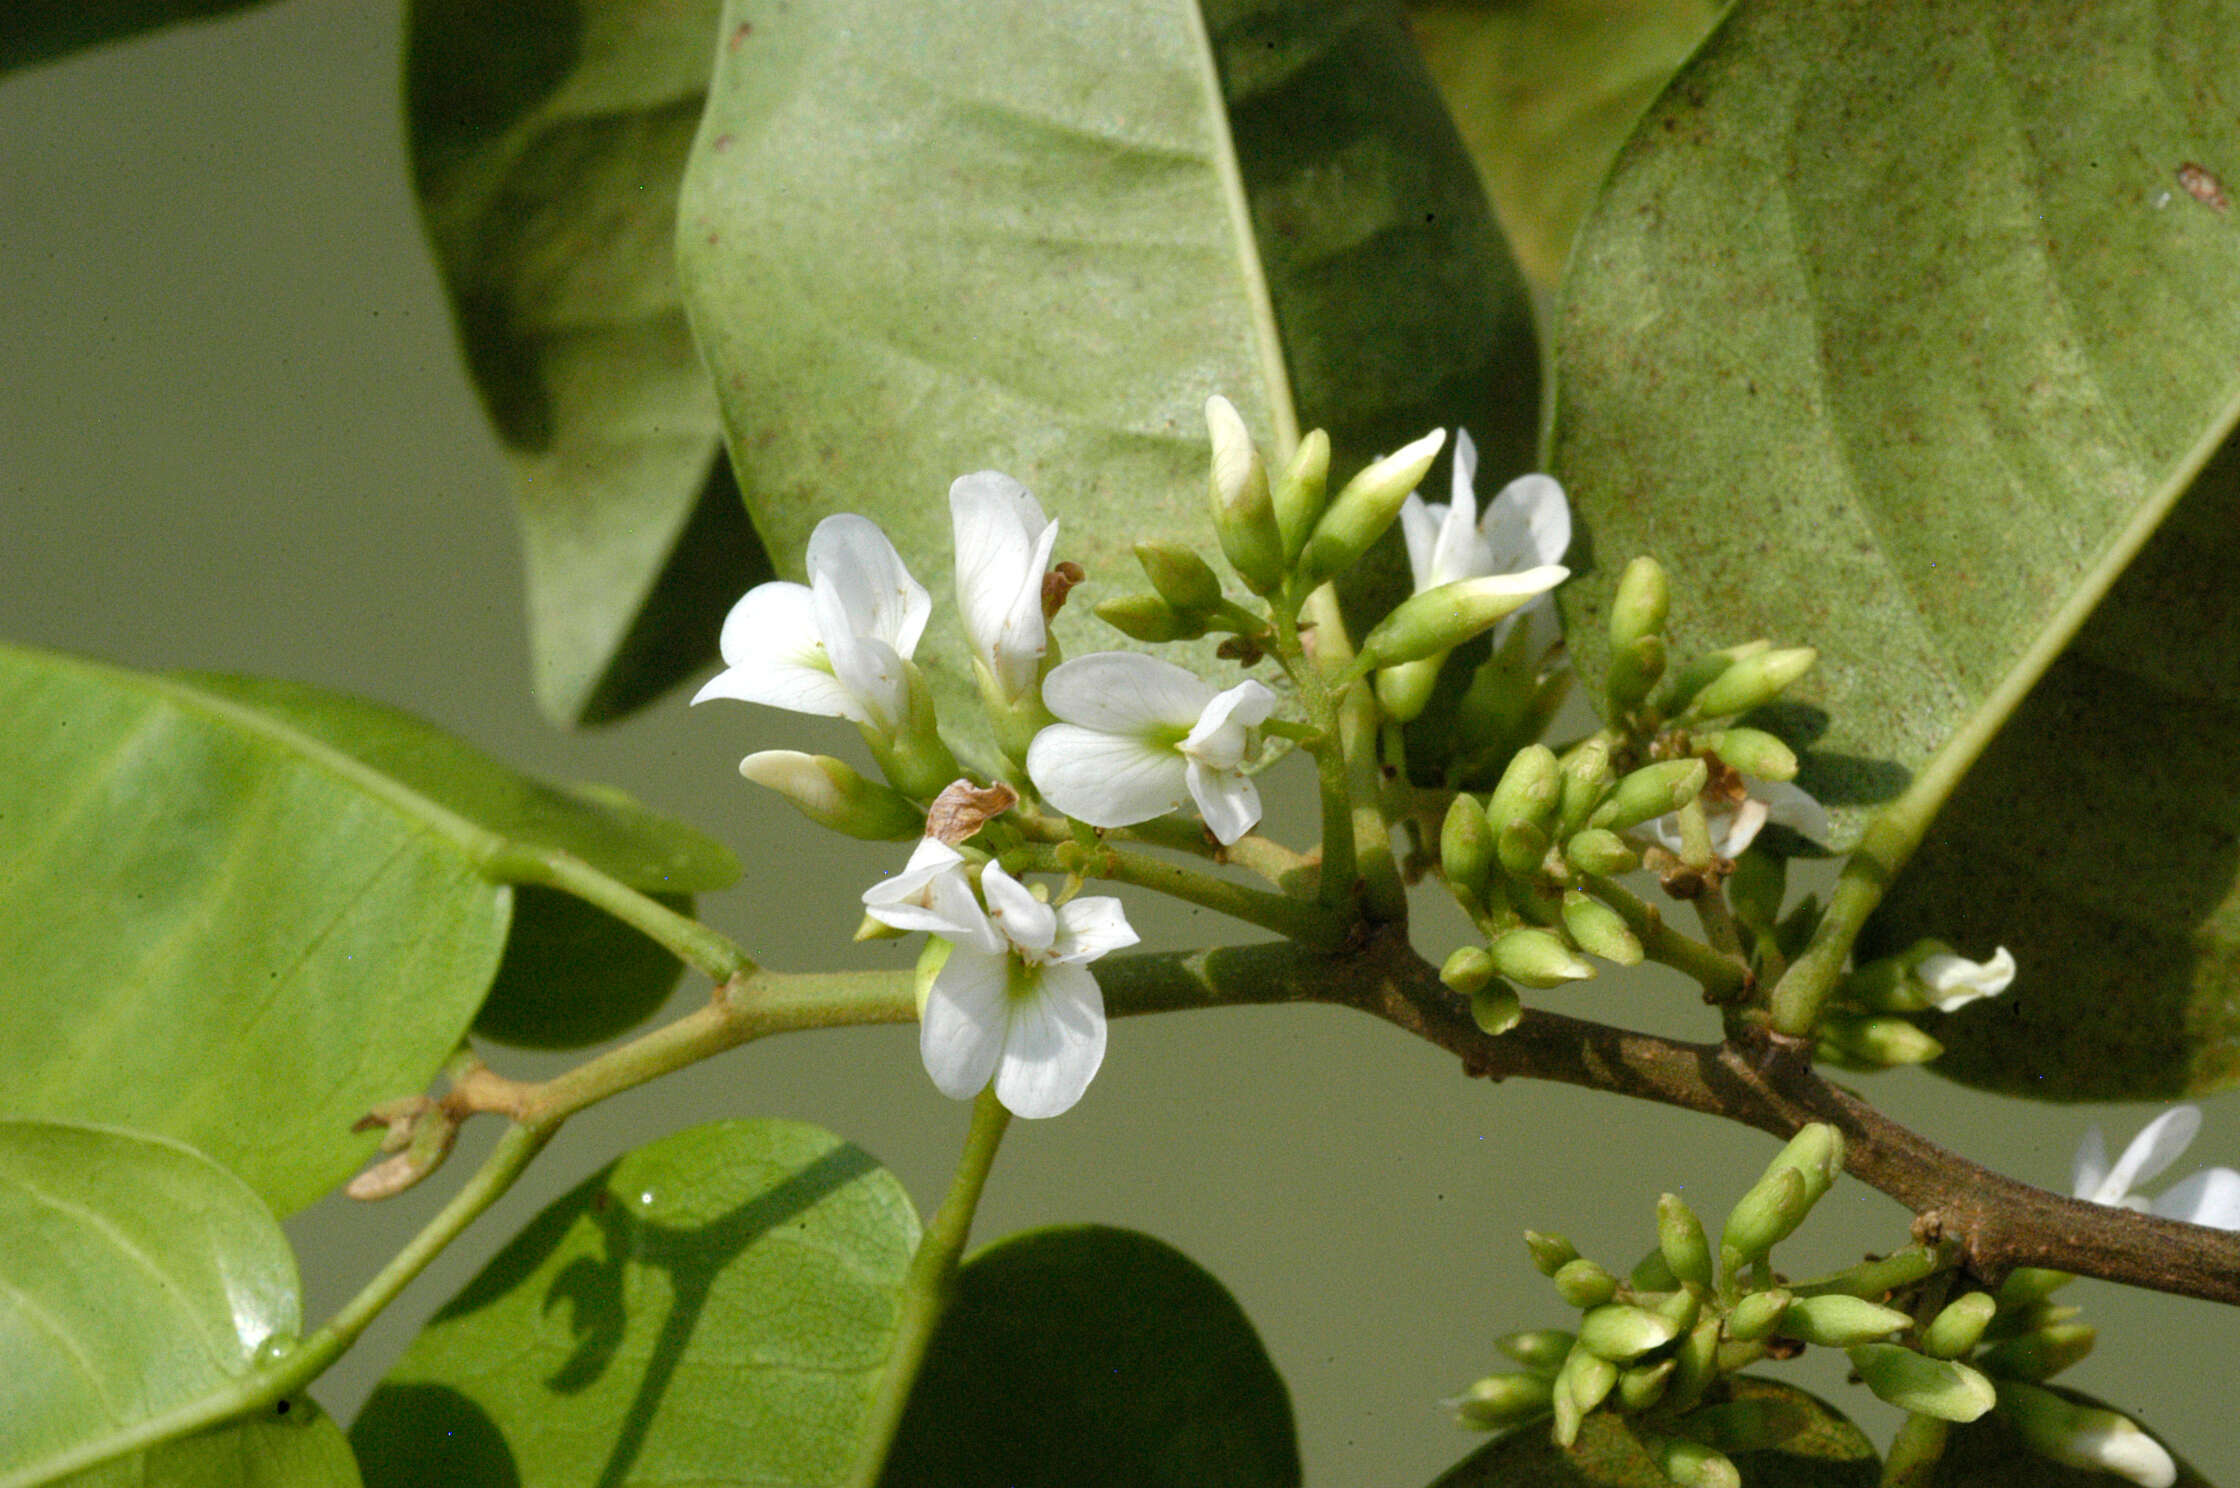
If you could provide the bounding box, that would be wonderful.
[1675,1397,1813,1454]
[1654,1437,1741,1488]
[1553,1256,1619,1308]
[865,662,960,800]
[1657,1193,1714,1290]
[1921,1291,1997,1359]
[1495,818,1552,879]
[1847,1343,1995,1422]
[1815,1012,1945,1070]
[1608,556,1670,650]
[1554,737,1615,836]
[1768,1121,1846,1205]
[1470,982,1523,1036]
[1996,1268,2076,1308]
[739,751,924,840]
[1364,571,1568,669]
[1977,1322,2097,1382]
[1777,1294,1910,1347]
[1722,1287,1793,1343]
[1298,427,1447,589]
[1204,394,1285,596]
[1579,1302,1682,1363]
[1525,1230,1580,1278]
[1094,593,1209,644]
[1995,1381,2178,1488]
[1685,645,1817,720]
[1655,640,1763,713]
[1719,1165,1811,1268]
[1588,758,1709,834]
[1565,828,1641,877]
[1440,944,1496,996]
[1450,1371,1553,1430]
[1605,633,1668,722]
[1694,726,1798,782]
[1653,1285,1704,1337]
[1618,1357,1677,1412]
[1497,1328,1578,1376]
[1440,794,1495,912]
[1983,1300,2083,1344]
[1559,1348,1619,1431]
[1272,427,1330,562]
[1489,743,1563,832]
[1134,540,1224,614]
[1630,1246,1679,1294]
[1666,1316,1722,1413]
[1373,655,1443,724]
[1564,891,1644,966]
[1490,926,1595,989]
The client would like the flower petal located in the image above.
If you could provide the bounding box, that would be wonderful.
[1482,472,1572,571]
[2105,1106,2203,1199]
[815,577,912,733]
[1187,757,1263,845]
[2072,1125,2112,1202]
[993,962,1106,1118]
[951,471,1054,699]
[1181,679,1275,770]
[2152,1167,2240,1230]
[692,583,860,719]
[1039,651,1210,733]
[920,945,1010,1100]
[862,839,999,949]
[1757,780,1831,847]
[1027,724,1190,828]
[1398,495,1440,591]
[806,513,931,657]
[1050,894,1139,964]
[1917,946,2016,1011]
[981,861,1057,957]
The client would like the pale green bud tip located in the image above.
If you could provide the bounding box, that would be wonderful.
[1440,795,1494,902]
[741,751,923,839]
[1366,569,1570,668]
[1300,427,1447,585]
[1846,1344,1995,1422]
[1524,1229,1579,1276]
[1722,1287,1792,1342]
[1656,1193,1714,1290]
[1447,1372,1553,1430]
[1719,1165,1810,1264]
[1565,828,1640,877]
[1920,1291,1997,1359]
[1816,1012,1944,1069]
[1589,758,1708,833]
[1440,945,1496,996]
[1202,395,1282,593]
[1697,727,1798,782]
[1134,540,1224,613]
[1095,593,1206,643]
[1655,1438,1740,1488]
[1204,394,1264,505]
[1999,1381,2176,1488]
[1553,1257,1620,1308]
[1373,655,1442,724]
[1272,428,1331,559]
[1470,983,1523,1036]
[1564,891,1644,966]
[1497,1328,1577,1374]
[1609,557,1671,645]
[1579,1302,1679,1362]
[1687,645,1818,719]
[1778,1293,1909,1346]
[1490,927,1595,989]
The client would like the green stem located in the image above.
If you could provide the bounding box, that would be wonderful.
[1008,842,1347,952]
[1789,1244,1949,1299]
[1583,875,1748,999]
[845,1088,1013,1488]
[1273,603,1358,909]
[491,844,756,983]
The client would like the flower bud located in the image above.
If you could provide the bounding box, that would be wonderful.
[1490,926,1595,988]
[1498,1328,1578,1375]
[1373,656,1442,724]
[1767,1121,1845,1206]
[1470,982,1523,1036]
[1777,1294,1910,1347]
[1607,557,1670,654]
[1552,737,1613,831]
[1665,1316,1722,1413]
[1488,743,1562,835]
[1552,1256,1619,1308]
[1449,1371,1553,1431]
[1565,828,1641,877]
[1579,1302,1682,1363]
[1204,394,1285,595]
[1589,758,1709,833]
[1495,818,1551,879]
[1525,1230,1580,1278]
[740,751,924,840]
[1618,1357,1677,1412]
[1674,1397,1813,1454]
[1605,634,1668,722]
[1995,1381,2177,1488]
[1719,1165,1810,1268]
[1271,427,1330,561]
[1815,1012,1944,1070]
[1657,1193,1714,1291]
[1920,1291,1997,1359]
[1722,1287,1792,1343]
[1658,641,1767,714]
[1363,569,1570,669]
[1684,645,1817,720]
[1694,727,1799,782]
[1977,1321,2097,1381]
[1134,540,1224,614]
[1440,944,1495,996]
[1564,891,1644,966]
[1653,1437,1740,1488]
[1996,1268,2076,1308]
[1094,593,1209,644]
[1846,1344,1995,1422]
[1552,1347,1618,1446]
[866,662,960,800]
[1440,794,1495,912]
[1298,428,1447,589]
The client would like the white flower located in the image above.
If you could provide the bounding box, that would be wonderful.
[692,514,931,734]
[1396,428,1570,650]
[2072,1105,2240,1229]
[951,471,1060,705]
[1913,946,2015,1012]
[1647,778,1829,858]
[1025,653,1276,845]
[1998,1381,2178,1488]
[865,855,1137,1118]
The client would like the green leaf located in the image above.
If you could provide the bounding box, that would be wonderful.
[0,0,270,75]
[1934,1384,2213,1487]
[880,1224,1300,1488]
[1426,1377,1876,1487]
[1408,0,1725,289]
[1860,450,2240,1098]
[0,647,738,1212]
[350,1119,919,1488]
[472,885,691,1049]
[409,0,771,726]
[678,0,1531,723]
[1550,0,2240,846]
[0,1120,356,1488]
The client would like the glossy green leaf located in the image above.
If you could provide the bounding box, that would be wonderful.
[409,0,770,726]
[880,1224,1300,1488]
[1861,452,2240,1098]
[1934,1384,2213,1487]
[0,647,737,1212]
[350,1119,919,1488]
[678,0,1532,728]
[0,0,270,75]
[1408,0,1725,288]
[1426,1377,1875,1486]
[472,886,690,1049]
[0,1120,355,1488]
[1550,0,2240,847]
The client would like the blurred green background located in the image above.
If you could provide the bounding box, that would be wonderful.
[2,3,2233,1481]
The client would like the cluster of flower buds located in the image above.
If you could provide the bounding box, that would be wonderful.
[1813,938,2017,1070]
[1454,1126,2180,1487]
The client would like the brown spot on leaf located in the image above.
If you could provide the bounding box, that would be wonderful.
[2178,161,2230,211]
[727,20,753,50]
